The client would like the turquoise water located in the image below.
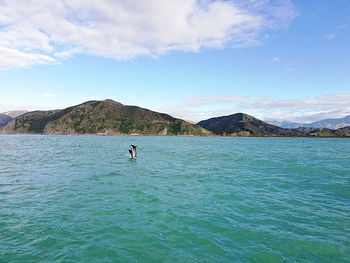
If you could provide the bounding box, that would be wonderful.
[0,135,349,263]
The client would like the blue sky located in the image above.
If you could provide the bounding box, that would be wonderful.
[1,0,349,122]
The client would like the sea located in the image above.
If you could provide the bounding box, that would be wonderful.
[0,135,349,263]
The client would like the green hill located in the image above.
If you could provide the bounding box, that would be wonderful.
[197,113,301,136]
[1,99,211,136]
[296,127,350,137]
[197,113,350,137]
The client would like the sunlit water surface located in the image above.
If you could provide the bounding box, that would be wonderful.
[0,135,349,262]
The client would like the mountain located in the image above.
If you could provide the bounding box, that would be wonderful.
[266,120,303,129]
[306,115,350,129]
[1,110,28,118]
[0,114,12,127]
[267,115,350,129]
[197,113,350,137]
[1,99,211,136]
[197,113,301,137]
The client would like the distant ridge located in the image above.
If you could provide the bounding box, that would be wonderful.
[197,113,350,137]
[1,99,211,136]
[267,115,350,129]
[1,110,28,118]
[0,114,12,127]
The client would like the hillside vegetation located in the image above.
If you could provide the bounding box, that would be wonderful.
[1,99,211,136]
[2,102,349,137]
[197,113,350,137]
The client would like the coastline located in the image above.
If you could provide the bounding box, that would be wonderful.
[1,132,349,139]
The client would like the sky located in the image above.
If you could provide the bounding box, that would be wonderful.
[0,0,349,123]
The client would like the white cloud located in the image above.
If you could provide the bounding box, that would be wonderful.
[272,57,280,62]
[264,108,350,123]
[337,24,348,29]
[0,0,297,69]
[324,33,336,40]
[242,93,350,110]
[183,95,252,107]
[158,95,252,121]
[160,93,350,122]
[0,103,51,112]
[0,46,55,70]
[284,67,294,72]
[53,48,81,59]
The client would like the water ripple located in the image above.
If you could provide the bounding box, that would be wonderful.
[0,135,349,262]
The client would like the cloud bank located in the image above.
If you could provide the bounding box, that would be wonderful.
[0,0,296,69]
[160,93,350,123]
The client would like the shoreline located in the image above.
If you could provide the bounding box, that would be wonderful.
[1,133,349,139]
